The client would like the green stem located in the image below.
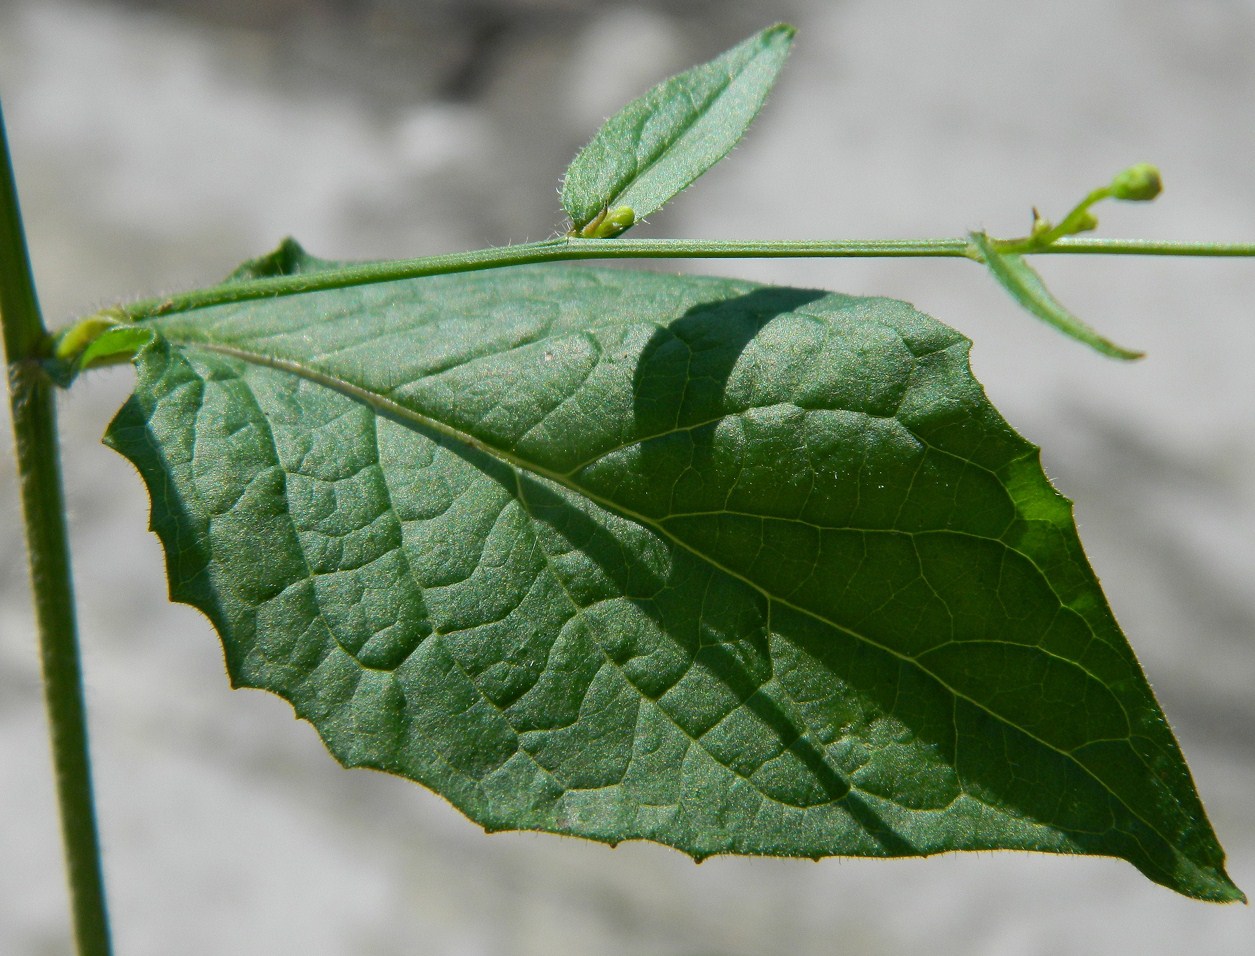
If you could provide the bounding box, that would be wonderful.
[1,105,113,955]
[113,234,1255,324]
[122,237,973,320]
[1019,237,1255,256]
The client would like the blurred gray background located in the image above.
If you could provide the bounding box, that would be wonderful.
[2,0,1254,953]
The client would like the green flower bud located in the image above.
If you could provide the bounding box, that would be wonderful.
[584,205,636,239]
[1072,210,1099,234]
[605,205,636,231]
[1110,163,1162,202]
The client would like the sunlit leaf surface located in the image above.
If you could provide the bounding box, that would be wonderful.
[105,258,1240,902]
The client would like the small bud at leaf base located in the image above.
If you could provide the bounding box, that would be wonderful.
[1110,163,1162,202]
[52,311,128,363]
[591,206,637,239]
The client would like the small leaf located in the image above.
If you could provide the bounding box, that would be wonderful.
[105,256,1239,902]
[561,24,795,234]
[971,232,1144,359]
[76,324,153,370]
[45,314,153,386]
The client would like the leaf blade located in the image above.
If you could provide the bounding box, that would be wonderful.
[561,24,795,234]
[106,262,1239,901]
[971,231,1144,359]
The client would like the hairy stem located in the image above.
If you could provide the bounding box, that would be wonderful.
[1,104,113,956]
[113,234,1255,323]
[120,237,973,320]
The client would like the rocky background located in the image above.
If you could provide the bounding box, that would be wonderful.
[2,0,1254,952]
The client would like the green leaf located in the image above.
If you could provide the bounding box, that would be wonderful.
[561,24,795,236]
[76,324,152,369]
[104,260,1240,902]
[971,232,1144,359]
[46,315,152,386]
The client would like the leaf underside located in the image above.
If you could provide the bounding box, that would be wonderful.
[105,257,1239,902]
[561,24,795,232]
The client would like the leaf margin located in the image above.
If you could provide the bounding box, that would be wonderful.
[103,257,1243,903]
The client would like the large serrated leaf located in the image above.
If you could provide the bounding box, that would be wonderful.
[561,24,794,235]
[104,262,1240,902]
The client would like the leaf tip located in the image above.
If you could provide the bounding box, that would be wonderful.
[1187,863,1247,905]
[1108,343,1146,361]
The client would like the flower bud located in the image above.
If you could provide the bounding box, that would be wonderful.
[576,205,637,238]
[1110,163,1162,201]
[1072,210,1099,234]
[592,206,636,238]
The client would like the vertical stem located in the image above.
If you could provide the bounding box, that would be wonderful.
[1,103,112,955]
